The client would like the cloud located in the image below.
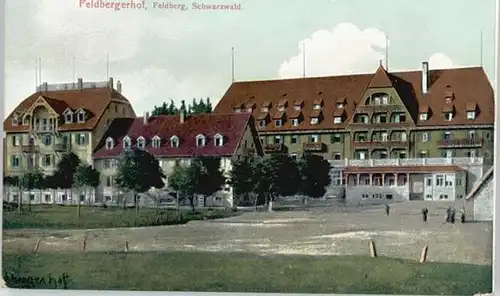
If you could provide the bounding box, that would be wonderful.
[278,23,457,78]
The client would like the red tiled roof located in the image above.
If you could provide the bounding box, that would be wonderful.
[333,109,345,116]
[289,110,302,119]
[366,66,394,88]
[294,99,304,106]
[214,66,494,131]
[256,112,269,120]
[344,165,463,174]
[419,105,430,113]
[272,111,285,120]
[93,113,252,158]
[442,103,455,113]
[465,102,477,111]
[310,109,322,117]
[4,87,131,132]
[278,99,288,107]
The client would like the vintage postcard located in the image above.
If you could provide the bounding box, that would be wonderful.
[1,0,496,294]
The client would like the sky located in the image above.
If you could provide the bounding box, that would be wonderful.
[4,0,496,117]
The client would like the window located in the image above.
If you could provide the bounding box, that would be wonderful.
[11,136,20,147]
[419,113,428,121]
[105,138,114,149]
[104,159,117,169]
[171,136,179,148]
[274,135,282,144]
[336,103,344,108]
[44,194,51,203]
[77,133,87,145]
[123,136,132,149]
[456,178,462,186]
[11,155,20,167]
[382,96,389,105]
[309,135,319,143]
[333,116,342,124]
[44,134,52,146]
[196,135,206,147]
[294,105,301,111]
[12,116,19,126]
[80,194,86,202]
[330,134,342,143]
[467,150,477,158]
[422,133,428,142]
[23,116,30,125]
[106,176,113,187]
[381,133,388,142]
[467,111,476,120]
[420,151,428,158]
[290,153,298,160]
[152,136,161,148]
[310,117,319,125]
[313,104,321,110]
[259,120,266,128]
[233,108,241,112]
[137,137,146,149]
[445,176,453,186]
[425,194,432,200]
[457,195,463,199]
[444,112,453,121]
[334,153,342,160]
[469,130,476,140]
[278,106,285,112]
[43,154,52,167]
[77,111,85,123]
[362,194,368,199]
[291,135,299,144]
[214,134,224,147]
[261,107,269,112]
[29,194,35,201]
[275,119,282,127]
[65,113,73,123]
[386,194,393,200]
[436,175,444,186]
[291,118,299,126]
[439,194,449,200]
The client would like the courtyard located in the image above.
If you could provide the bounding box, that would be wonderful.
[3,201,492,265]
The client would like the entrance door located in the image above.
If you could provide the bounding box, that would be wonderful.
[445,150,453,158]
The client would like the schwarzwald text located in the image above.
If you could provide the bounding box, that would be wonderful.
[191,3,242,10]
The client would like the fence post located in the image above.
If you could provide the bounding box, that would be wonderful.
[81,232,88,252]
[125,240,129,252]
[369,239,377,258]
[33,234,44,252]
[420,245,428,263]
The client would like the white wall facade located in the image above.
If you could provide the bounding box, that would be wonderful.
[472,176,493,221]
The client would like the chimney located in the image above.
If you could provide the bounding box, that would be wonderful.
[180,100,186,123]
[108,77,114,90]
[143,112,149,125]
[116,80,122,93]
[42,82,48,92]
[77,78,83,90]
[422,61,429,94]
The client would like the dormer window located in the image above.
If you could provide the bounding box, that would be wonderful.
[259,120,267,128]
[214,134,224,147]
[11,115,19,126]
[171,136,179,148]
[105,137,114,149]
[333,116,342,124]
[196,134,206,147]
[312,104,321,110]
[419,113,428,121]
[123,136,132,149]
[444,112,453,121]
[291,118,299,127]
[76,110,86,123]
[63,108,74,124]
[233,107,241,113]
[336,103,344,108]
[310,117,319,125]
[137,136,146,149]
[245,102,256,113]
[467,111,476,120]
[152,136,161,148]
[278,106,285,112]
[275,119,282,127]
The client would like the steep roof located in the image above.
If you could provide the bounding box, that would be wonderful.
[466,167,494,201]
[93,113,252,158]
[214,66,494,132]
[4,86,131,132]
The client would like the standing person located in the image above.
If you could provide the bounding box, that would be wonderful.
[385,204,390,216]
[422,206,428,222]
[450,207,456,224]
[460,206,466,223]
[446,206,451,223]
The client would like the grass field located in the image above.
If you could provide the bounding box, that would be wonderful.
[3,204,239,229]
[2,251,492,294]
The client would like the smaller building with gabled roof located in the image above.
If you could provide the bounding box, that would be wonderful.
[92,111,263,207]
[465,167,494,221]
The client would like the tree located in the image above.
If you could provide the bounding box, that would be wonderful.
[193,156,225,206]
[168,163,198,212]
[4,176,21,212]
[44,174,59,206]
[296,153,332,200]
[53,152,81,203]
[152,99,178,116]
[19,171,44,212]
[73,164,101,218]
[115,149,165,216]
[230,156,263,209]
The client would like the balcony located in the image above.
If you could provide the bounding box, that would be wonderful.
[352,140,408,149]
[437,138,483,148]
[54,143,70,152]
[21,144,39,154]
[303,142,323,152]
[355,105,406,114]
[264,143,284,153]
